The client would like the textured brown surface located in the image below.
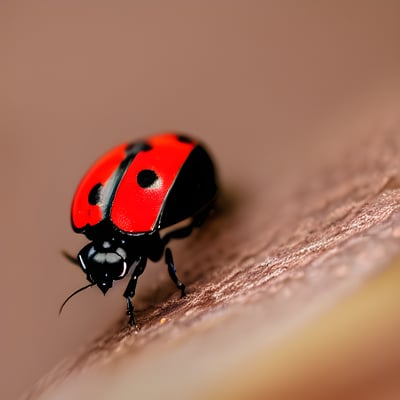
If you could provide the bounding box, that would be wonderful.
[25,125,400,399]
[3,2,400,399]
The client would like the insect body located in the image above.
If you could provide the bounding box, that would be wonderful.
[68,133,217,326]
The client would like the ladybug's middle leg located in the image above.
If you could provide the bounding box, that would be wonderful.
[123,256,147,326]
[161,224,193,247]
[165,248,186,297]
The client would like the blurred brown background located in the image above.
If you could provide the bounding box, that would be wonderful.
[2,1,400,399]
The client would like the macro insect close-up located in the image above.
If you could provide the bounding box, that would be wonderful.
[63,132,217,326]
[5,4,400,400]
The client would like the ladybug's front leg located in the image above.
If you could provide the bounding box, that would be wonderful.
[123,256,147,327]
[165,248,186,297]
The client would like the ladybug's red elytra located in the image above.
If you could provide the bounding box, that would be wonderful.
[63,133,217,326]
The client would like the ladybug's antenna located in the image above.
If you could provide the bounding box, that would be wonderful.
[61,250,80,266]
[59,283,95,316]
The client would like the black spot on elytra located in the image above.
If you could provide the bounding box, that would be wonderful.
[176,134,193,143]
[126,142,152,156]
[137,169,158,188]
[88,183,102,205]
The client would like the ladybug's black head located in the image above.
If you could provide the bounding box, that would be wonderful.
[78,240,130,294]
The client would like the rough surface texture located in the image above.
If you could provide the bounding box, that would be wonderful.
[4,3,400,399]
[24,125,400,399]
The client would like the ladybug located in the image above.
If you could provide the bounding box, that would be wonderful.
[63,133,217,326]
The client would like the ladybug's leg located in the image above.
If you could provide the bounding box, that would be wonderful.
[165,248,186,297]
[193,206,212,227]
[123,256,147,326]
[125,297,135,327]
[161,206,213,247]
[162,225,193,247]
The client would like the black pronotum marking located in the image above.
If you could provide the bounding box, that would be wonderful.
[88,182,102,205]
[137,169,158,188]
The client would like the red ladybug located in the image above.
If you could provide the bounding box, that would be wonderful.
[63,133,217,326]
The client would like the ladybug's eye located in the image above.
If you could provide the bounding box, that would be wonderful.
[137,169,158,188]
[113,261,128,278]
